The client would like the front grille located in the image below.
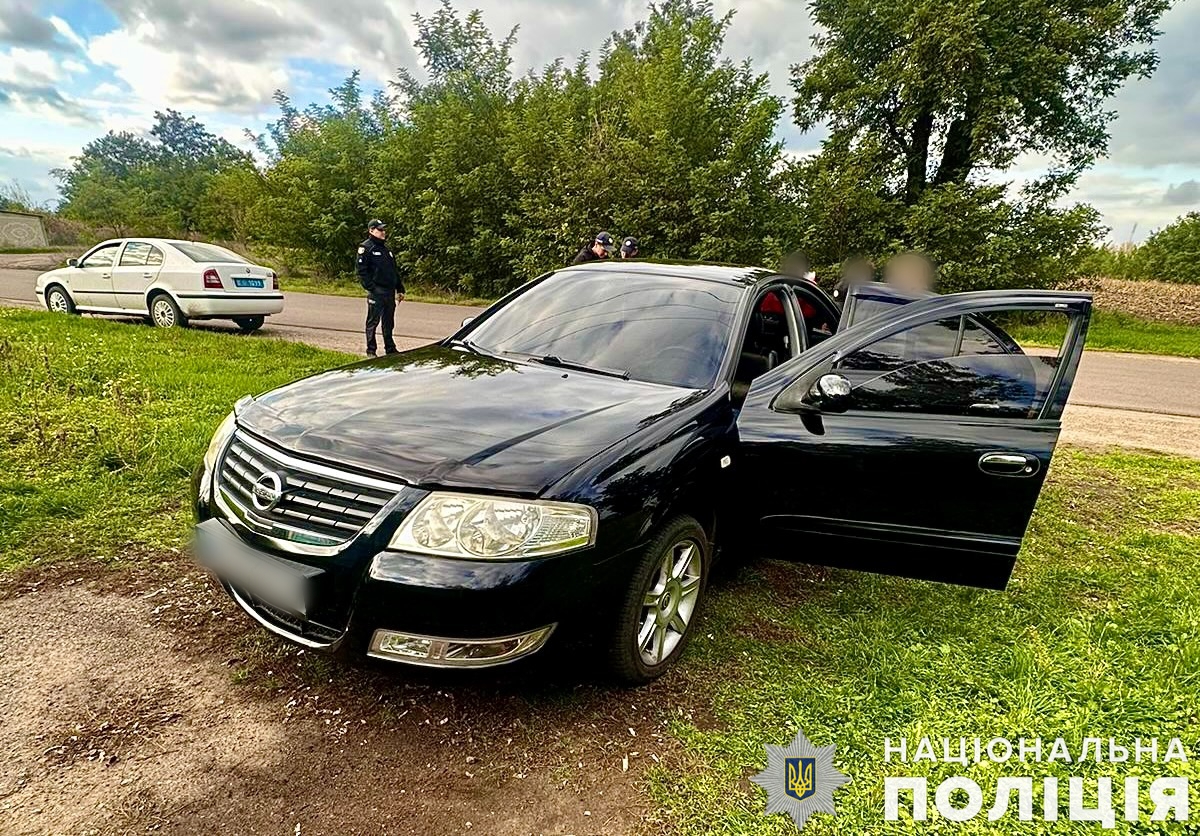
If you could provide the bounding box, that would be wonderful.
[217,431,403,549]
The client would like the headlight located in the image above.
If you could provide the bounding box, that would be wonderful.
[203,410,238,474]
[389,492,596,559]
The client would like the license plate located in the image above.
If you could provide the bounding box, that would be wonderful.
[234,277,264,288]
[194,519,322,616]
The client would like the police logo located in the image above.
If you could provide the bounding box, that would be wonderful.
[357,246,365,254]
[751,729,848,830]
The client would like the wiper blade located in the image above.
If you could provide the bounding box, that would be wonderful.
[533,355,630,380]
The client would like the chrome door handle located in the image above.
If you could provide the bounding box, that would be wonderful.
[979,452,1040,477]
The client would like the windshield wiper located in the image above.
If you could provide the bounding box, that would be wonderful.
[532,354,630,380]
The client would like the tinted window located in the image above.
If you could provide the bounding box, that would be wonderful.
[173,242,248,263]
[839,316,1005,373]
[80,243,119,268]
[119,241,151,266]
[467,271,742,388]
[836,311,1071,419]
[145,245,163,266]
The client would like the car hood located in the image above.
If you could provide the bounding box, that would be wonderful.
[237,345,701,495]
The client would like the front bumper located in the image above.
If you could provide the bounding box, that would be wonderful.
[193,504,632,670]
[176,292,285,318]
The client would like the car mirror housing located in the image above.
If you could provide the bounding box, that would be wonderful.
[67,258,78,267]
[461,316,474,327]
[805,373,852,413]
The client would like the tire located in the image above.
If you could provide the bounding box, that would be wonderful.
[233,315,264,333]
[45,285,76,315]
[606,515,709,685]
[149,293,187,328]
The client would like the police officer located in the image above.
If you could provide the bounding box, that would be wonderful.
[619,236,640,258]
[572,231,615,264]
[356,219,405,357]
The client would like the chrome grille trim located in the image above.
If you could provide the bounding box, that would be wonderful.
[216,430,406,554]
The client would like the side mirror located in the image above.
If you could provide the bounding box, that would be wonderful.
[67,258,78,267]
[461,317,474,327]
[804,373,852,413]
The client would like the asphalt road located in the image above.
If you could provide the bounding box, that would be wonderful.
[3,266,1198,428]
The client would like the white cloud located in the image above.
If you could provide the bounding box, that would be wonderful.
[47,15,87,51]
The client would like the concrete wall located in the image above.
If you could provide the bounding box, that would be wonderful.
[0,212,49,248]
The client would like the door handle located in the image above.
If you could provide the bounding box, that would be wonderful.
[979,452,1040,477]
[102,273,111,278]
[142,272,153,278]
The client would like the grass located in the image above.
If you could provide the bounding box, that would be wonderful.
[1008,310,1200,359]
[0,246,65,254]
[2,310,1198,833]
[0,310,350,571]
[280,274,494,307]
[651,448,1200,834]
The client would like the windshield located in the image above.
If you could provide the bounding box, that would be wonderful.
[173,242,249,263]
[466,270,742,388]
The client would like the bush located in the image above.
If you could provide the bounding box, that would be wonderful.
[1137,212,1200,284]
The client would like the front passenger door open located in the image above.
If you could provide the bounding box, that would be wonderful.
[734,289,1092,590]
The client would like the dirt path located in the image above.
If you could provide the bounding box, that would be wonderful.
[0,563,689,836]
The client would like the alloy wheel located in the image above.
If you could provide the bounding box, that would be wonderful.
[48,289,69,313]
[636,538,703,666]
[152,298,175,327]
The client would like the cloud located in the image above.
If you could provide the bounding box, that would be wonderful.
[0,79,92,123]
[1103,2,1200,170]
[1162,179,1200,207]
[0,0,73,51]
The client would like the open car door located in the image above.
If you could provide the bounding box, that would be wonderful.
[735,288,1092,590]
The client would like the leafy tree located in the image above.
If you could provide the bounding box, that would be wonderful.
[253,73,388,276]
[1135,212,1200,284]
[794,0,1172,204]
[55,111,250,237]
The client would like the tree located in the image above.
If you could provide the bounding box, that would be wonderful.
[1135,213,1200,284]
[55,110,251,237]
[794,0,1171,204]
[254,73,388,276]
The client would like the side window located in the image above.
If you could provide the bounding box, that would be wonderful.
[119,242,150,266]
[835,310,1073,419]
[80,243,119,268]
[145,245,164,266]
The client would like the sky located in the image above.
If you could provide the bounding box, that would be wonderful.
[1,0,1198,242]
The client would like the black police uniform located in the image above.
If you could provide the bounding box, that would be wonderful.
[571,244,604,265]
[356,236,405,355]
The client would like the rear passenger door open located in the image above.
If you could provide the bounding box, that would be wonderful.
[734,289,1092,590]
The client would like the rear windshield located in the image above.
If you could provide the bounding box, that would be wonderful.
[173,242,249,264]
[467,270,742,388]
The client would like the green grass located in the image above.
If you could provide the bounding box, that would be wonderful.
[651,448,1200,834]
[0,310,350,571]
[1009,310,1200,358]
[0,246,64,254]
[280,274,494,307]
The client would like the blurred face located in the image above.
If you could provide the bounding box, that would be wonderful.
[842,261,873,285]
[370,226,386,240]
[885,255,934,292]
[593,240,609,257]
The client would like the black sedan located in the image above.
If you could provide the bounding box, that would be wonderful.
[192,262,1091,683]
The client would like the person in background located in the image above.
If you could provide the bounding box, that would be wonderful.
[778,249,827,330]
[572,231,615,264]
[620,236,640,258]
[356,219,405,357]
[883,251,937,293]
[832,255,876,307]
[779,249,817,283]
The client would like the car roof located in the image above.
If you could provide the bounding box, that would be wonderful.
[562,260,776,288]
